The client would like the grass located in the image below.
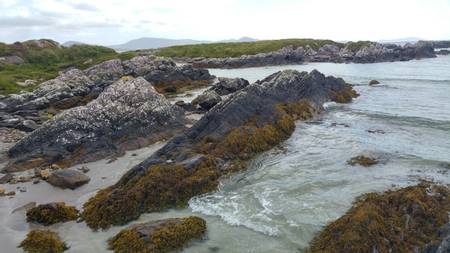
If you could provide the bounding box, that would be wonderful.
[0,42,137,95]
[156,39,342,58]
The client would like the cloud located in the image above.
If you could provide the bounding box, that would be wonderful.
[0,16,56,27]
[69,2,98,12]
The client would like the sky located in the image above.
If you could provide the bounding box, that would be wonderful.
[0,0,449,45]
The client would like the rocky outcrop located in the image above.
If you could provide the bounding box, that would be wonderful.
[307,183,450,253]
[108,216,206,253]
[5,77,186,172]
[436,49,450,55]
[47,170,91,189]
[188,42,436,68]
[0,56,213,132]
[81,69,359,229]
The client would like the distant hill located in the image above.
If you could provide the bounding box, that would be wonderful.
[62,41,87,47]
[109,37,259,51]
[109,37,209,51]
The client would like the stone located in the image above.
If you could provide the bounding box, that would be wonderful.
[192,90,222,110]
[0,186,5,194]
[40,169,51,179]
[347,155,379,167]
[78,166,90,173]
[210,77,250,95]
[47,169,90,190]
[0,173,13,184]
[369,80,380,85]
[21,119,39,131]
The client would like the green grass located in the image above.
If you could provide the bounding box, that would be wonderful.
[0,43,137,95]
[156,39,343,58]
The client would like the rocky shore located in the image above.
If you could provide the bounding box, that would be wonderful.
[0,56,213,132]
[182,41,436,68]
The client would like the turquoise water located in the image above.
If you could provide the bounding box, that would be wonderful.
[1,56,449,253]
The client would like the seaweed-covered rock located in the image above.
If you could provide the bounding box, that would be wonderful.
[308,183,450,253]
[210,77,250,95]
[5,77,186,172]
[26,202,78,225]
[347,155,379,167]
[47,170,90,189]
[0,56,213,132]
[19,230,68,253]
[82,69,358,229]
[108,216,206,253]
[192,90,222,110]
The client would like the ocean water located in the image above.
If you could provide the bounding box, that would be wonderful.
[1,55,450,252]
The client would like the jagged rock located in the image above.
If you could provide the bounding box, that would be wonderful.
[0,56,213,132]
[0,173,13,184]
[192,90,222,110]
[47,169,90,189]
[81,69,359,229]
[210,77,250,95]
[108,216,206,253]
[5,77,186,171]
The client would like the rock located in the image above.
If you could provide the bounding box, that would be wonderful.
[210,77,250,95]
[436,49,450,55]
[347,155,378,167]
[0,56,213,132]
[21,119,39,131]
[18,186,27,192]
[307,183,450,253]
[12,202,36,213]
[78,166,90,173]
[47,169,90,190]
[369,80,380,85]
[19,230,68,253]
[0,173,13,184]
[0,55,24,65]
[17,176,32,183]
[16,79,37,88]
[81,70,359,229]
[192,90,222,110]
[40,169,51,179]
[6,77,186,172]
[0,186,5,194]
[26,202,79,225]
[108,216,206,253]
[367,129,386,134]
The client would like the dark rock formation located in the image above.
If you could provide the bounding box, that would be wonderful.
[81,69,359,229]
[436,49,450,56]
[188,42,436,68]
[108,216,206,253]
[369,80,380,85]
[308,183,450,253]
[5,77,186,172]
[19,230,68,253]
[192,90,222,110]
[210,77,250,95]
[0,56,213,132]
[47,170,90,189]
[347,155,379,167]
[26,202,79,225]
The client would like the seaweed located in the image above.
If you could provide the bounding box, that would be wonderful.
[26,202,79,226]
[19,230,68,253]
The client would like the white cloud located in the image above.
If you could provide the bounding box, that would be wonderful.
[0,0,449,45]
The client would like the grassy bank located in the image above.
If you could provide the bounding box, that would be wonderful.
[0,41,136,95]
[156,38,342,58]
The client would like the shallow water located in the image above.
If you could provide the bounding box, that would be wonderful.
[1,56,450,252]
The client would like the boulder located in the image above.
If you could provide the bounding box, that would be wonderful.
[81,69,359,229]
[5,77,186,171]
[47,169,90,189]
[108,216,206,253]
[0,173,13,184]
[192,90,222,110]
[210,77,250,95]
[26,202,79,225]
[19,230,68,253]
[369,80,380,85]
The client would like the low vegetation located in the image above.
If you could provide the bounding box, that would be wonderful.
[0,39,136,94]
[108,216,206,253]
[307,183,450,253]
[156,39,342,58]
[26,202,79,226]
[19,230,68,253]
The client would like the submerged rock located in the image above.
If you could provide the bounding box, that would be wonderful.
[369,79,380,85]
[26,202,79,225]
[347,155,379,167]
[307,183,450,253]
[5,77,186,171]
[47,170,90,190]
[81,69,359,229]
[108,216,206,253]
[19,230,68,253]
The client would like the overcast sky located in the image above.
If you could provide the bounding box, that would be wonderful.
[1,0,449,45]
